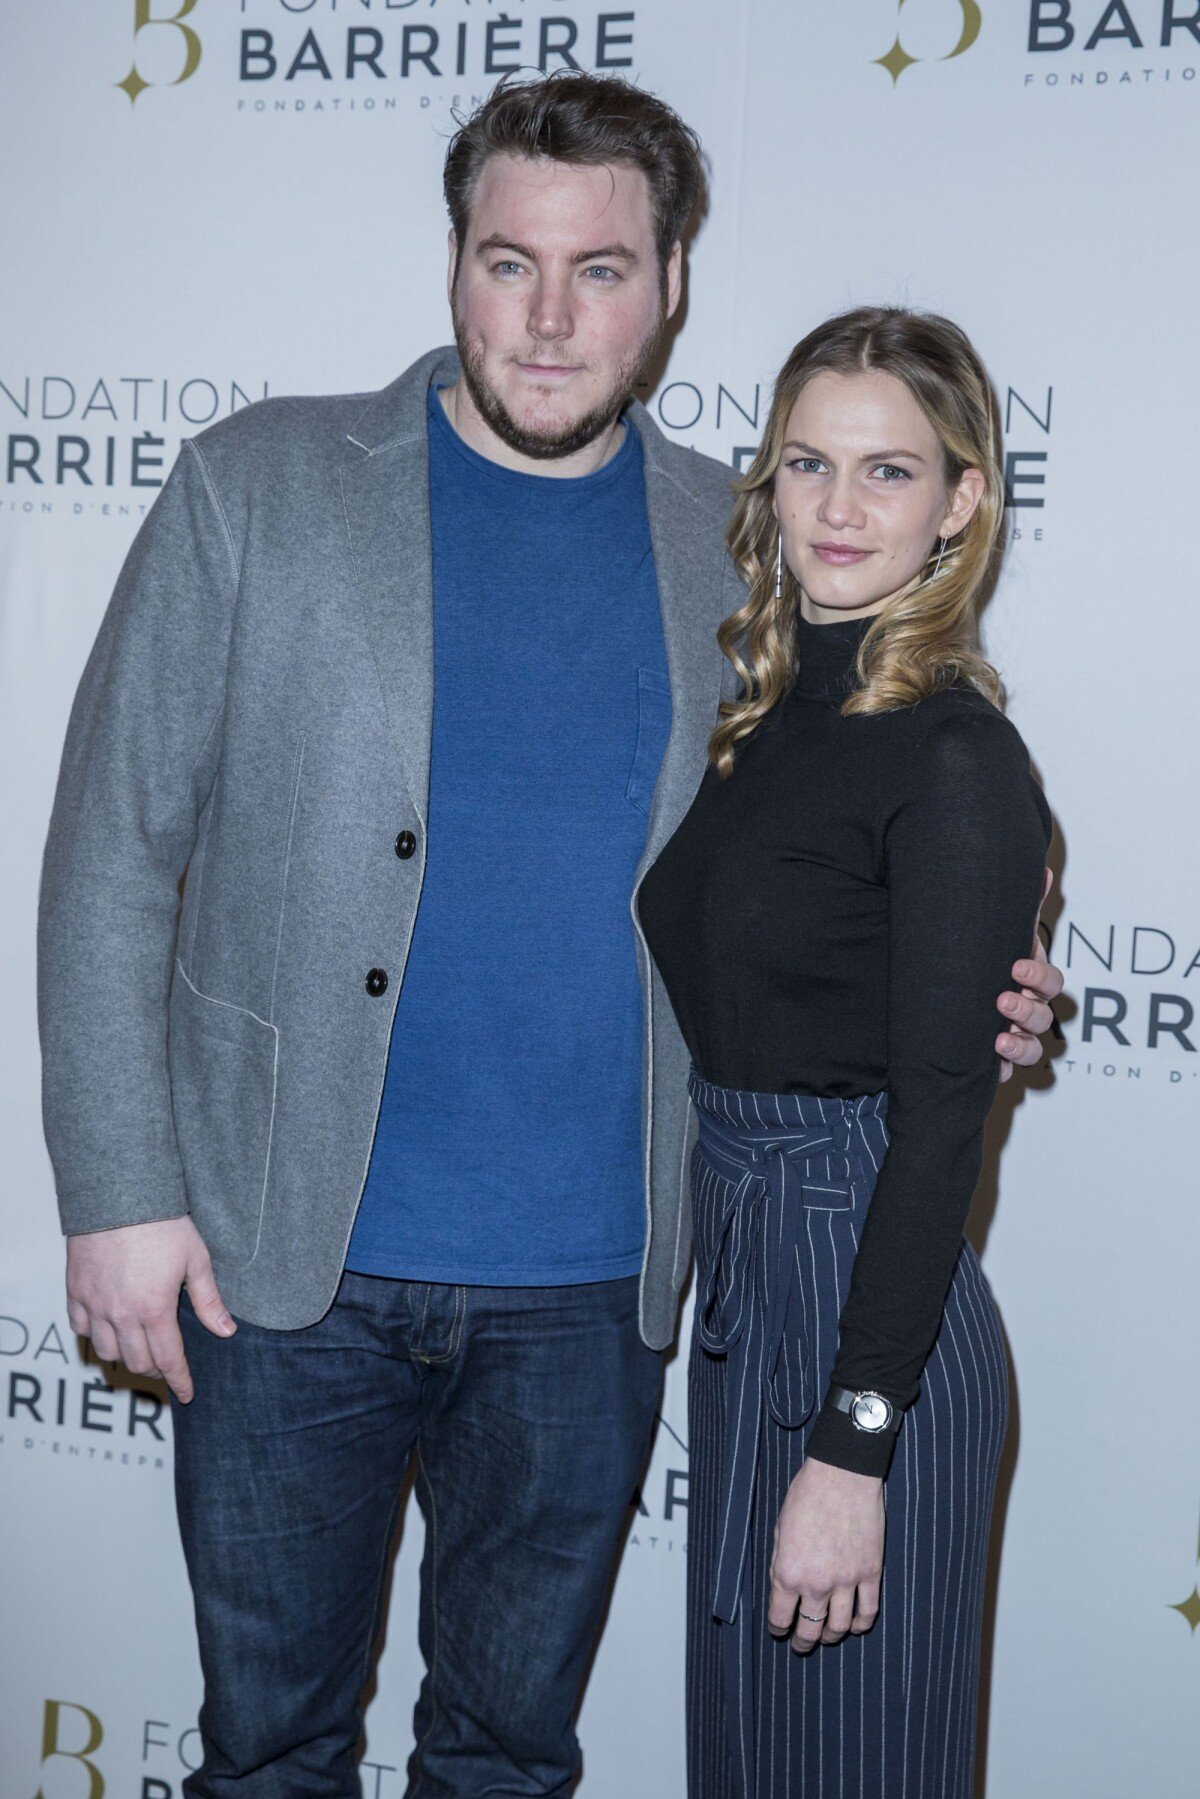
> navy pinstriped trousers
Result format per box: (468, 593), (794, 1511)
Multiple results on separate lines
(685, 1073), (1009, 1799)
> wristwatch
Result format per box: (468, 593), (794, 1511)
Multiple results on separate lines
(826, 1385), (903, 1435)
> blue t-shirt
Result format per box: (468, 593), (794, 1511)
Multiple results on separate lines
(345, 386), (670, 1284)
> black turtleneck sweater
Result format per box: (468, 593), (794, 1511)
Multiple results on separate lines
(637, 613), (1052, 1476)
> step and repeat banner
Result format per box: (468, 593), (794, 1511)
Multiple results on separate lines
(2, 3), (1197, 1794)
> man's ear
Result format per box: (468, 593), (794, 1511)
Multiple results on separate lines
(664, 240), (684, 321)
(446, 228), (458, 305)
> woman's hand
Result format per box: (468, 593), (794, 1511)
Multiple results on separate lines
(767, 1455), (885, 1653)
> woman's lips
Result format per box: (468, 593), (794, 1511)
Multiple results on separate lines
(812, 544), (872, 566)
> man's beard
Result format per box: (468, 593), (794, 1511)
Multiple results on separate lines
(450, 296), (665, 463)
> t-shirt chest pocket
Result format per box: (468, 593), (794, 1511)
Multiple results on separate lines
(626, 666), (673, 814)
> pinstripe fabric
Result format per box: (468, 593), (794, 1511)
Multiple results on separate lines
(685, 1073), (1009, 1799)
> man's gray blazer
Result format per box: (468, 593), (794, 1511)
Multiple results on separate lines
(37, 345), (741, 1348)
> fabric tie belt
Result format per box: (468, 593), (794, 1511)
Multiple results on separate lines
(687, 1071), (889, 1633)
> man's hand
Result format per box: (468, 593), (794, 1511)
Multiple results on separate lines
(996, 866), (1063, 1083)
(66, 1216), (235, 1404)
(767, 1456), (885, 1655)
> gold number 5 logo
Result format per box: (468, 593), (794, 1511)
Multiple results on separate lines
(117, 0), (202, 104)
(875, 0), (982, 84)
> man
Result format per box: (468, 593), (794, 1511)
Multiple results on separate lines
(37, 72), (1061, 1798)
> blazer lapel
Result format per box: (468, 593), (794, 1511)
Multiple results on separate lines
(339, 346), (460, 825)
(634, 413), (733, 872)
(339, 353), (734, 847)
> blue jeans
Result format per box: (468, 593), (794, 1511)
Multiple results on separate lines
(171, 1271), (661, 1797)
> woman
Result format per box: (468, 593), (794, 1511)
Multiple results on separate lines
(637, 306), (1052, 1798)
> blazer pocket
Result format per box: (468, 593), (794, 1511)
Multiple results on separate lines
(167, 960), (278, 1270)
(625, 666), (673, 815)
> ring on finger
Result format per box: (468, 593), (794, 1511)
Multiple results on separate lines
(798, 1608), (828, 1624)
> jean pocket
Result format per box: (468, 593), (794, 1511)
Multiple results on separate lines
(625, 666), (672, 814)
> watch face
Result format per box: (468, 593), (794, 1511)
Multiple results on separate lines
(851, 1392), (892, 1433)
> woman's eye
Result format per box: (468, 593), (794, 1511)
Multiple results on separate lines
(876, 464), (909, 481)
(790, 457), (825, 474)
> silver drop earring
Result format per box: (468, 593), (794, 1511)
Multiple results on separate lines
(774, 533), (783, 599)
(930, 535), (948, 581)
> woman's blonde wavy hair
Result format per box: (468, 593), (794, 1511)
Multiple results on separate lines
(711, 306), (1006, 778)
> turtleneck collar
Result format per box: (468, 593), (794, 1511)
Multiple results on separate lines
(793, 610), (875, 701)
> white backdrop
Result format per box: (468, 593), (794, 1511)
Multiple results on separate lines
(3, 3), (1198, 1794)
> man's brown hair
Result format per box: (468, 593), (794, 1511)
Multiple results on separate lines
(443, 71), (704, 272)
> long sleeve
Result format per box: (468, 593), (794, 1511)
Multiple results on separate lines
(805, 703), (1050, 1476)
(37, 439), (239, 1236)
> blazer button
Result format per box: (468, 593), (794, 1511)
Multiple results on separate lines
(394, 830), (417, 860)
(365, 968), (388, 997)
